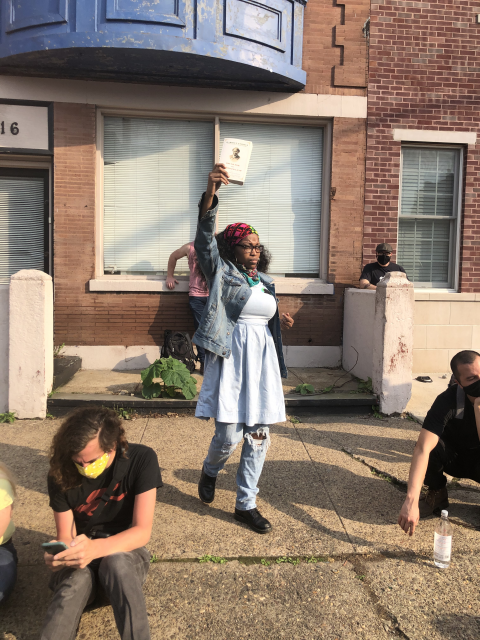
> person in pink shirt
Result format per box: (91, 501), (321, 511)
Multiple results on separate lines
(166, 242), (209, 374)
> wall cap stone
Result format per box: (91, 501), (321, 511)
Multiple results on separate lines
(10, 270), (52, 282)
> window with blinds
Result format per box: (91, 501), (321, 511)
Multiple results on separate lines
(0, 174), (46, 285)
(103, 117), (214, 274)
(219, 122), (323, 276)
(103, 116), (324, 277)
(398, 146), (461, 288)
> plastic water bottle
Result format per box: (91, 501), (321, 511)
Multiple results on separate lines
(434, 510), (453, 569)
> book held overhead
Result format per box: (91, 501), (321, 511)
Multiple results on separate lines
(219, 138), (253, 185)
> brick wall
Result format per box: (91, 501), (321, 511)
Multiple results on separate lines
(302, 0), (370, 95)
(53, 104), (365, 349)
(365, 0), (480, 291)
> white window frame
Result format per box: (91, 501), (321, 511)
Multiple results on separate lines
(398, 143), (463, 292)
(91, 107), (334, 295)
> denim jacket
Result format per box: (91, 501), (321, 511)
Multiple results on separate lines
(193, 193), (288, 378)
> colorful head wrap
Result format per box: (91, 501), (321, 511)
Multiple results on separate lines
(223, 223), (258, 247)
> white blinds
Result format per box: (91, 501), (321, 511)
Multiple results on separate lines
(0, 177), (45, 285)
(398, 147), (459, 287)
(103, 117), (213, 274)
(218, 122), (323, 275)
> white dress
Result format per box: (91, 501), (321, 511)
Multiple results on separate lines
(195, 282), (286, 426)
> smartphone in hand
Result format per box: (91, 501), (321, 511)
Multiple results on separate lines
(42, 541), (69, 555)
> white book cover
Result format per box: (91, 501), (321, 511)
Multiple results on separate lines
(219, 138), (253, 185)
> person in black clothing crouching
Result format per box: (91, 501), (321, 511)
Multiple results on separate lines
(398, 350), (480, 536)
(40, 407), (162, 640)
(359, 242), (406, 289)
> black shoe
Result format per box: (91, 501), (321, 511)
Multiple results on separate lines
(419, 486), (449, 518)
(199, 363), (205, 376)
(198, 467), (216, 504)
(234, 508), (272, 534)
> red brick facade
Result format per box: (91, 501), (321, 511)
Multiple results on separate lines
(53, 103), (365, 348)
(365, 0), (480, 291)
(52, 5), (370, 350)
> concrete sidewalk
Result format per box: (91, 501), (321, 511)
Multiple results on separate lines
(1, 412), (479, 639)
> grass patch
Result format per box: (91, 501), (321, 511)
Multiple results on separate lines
(198, 555), (227, 564)
(0, 412), (15, 423)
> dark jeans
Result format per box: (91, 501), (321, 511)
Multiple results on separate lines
(189, 296), (208, 364)
(41, 547), (151, 640)
(0, 539), (17, 605)
(424, 439), (480, 490)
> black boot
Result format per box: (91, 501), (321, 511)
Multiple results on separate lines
(198, 467), (217, 504)
(234, 508), (272, 534)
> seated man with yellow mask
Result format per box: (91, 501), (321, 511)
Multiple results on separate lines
(41, 407), (162, 640)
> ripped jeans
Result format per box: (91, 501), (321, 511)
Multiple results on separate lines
(203, 421), (270, 511)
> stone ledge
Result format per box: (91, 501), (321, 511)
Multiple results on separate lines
(89, 278), (334, 295)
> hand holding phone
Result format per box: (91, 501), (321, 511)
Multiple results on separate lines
(42, 541), (69, 555)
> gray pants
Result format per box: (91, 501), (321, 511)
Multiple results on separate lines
(40, 547), (151, 640)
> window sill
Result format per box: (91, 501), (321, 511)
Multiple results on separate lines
(89, 277), (334, 295)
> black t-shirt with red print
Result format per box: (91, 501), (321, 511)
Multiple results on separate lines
(47, 444), (162, 536)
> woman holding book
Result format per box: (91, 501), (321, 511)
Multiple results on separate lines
(193, 163), (294, 534)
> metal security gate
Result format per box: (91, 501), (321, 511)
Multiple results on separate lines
(0, 168), (49, 284)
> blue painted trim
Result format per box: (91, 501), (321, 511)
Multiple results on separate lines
(224, 0), (287, 53)
(106, 0), (186, 27)
(6, 0), (68, 33)
(0, 32), (307, 86)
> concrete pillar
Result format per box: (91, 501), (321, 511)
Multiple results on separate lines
(9, 270), (53, 419)
(372, 272), (414, 415)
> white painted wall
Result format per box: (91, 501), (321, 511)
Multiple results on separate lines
(63, 344), (342, 370)
(342, 288), (375, 381)
(413, 292), (480, 373)
(0, 285), (9, 412)
(9, 271), (53, 419)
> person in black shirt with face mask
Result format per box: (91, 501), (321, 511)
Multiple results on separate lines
(397, 350), (480, 536)
(359, 243), (406, 289)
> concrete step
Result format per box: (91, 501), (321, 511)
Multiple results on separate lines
(48, 392), (377, 413)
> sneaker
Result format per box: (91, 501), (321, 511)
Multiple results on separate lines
(234, 508), (272, 534)
(198, 467), (216, 504)
(419, 486), (449, 518)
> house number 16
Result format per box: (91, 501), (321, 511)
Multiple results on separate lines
(0, 122), (19, 135)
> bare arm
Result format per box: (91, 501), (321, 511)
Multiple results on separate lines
(200, 163), (229, 218)
(359, 279), (376, 290)
(166, 243), (191, 290)
(398, 429), (439, 536)
(48, 489), (157, 570)
(0, 504), (12, 539)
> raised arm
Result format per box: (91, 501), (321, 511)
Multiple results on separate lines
(195, 164), (229, 280)
(200, 163), (229, 218)
(166, 243), (191, 290)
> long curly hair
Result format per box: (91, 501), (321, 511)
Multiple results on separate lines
(49, 407), (129, 492)
(216, 230), (272, 273)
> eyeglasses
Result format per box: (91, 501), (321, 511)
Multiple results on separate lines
(237, 244), (264, 254)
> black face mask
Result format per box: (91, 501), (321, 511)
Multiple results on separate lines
(462, 378), (480, 398)
(377, 254), (390, 266)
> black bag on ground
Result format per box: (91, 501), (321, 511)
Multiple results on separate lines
(161, 331), (197, 373)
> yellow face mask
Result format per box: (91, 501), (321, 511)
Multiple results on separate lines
(75, 452), (110, 479)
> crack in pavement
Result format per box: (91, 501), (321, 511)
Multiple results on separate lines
(292, 423), (358, 553)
